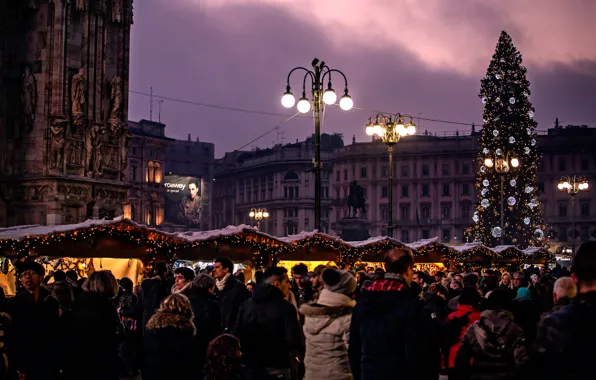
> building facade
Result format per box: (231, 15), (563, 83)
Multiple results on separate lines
(0, 1), (134, 226)
(126, 119), (173, 226)
(212, 134), (343, 235)
(331, 132), (478, 243)
(331, 125), (596, 249)
(165, 134), (215, 231)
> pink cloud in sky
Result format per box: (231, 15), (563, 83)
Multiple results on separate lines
(188, 0), (596, 75)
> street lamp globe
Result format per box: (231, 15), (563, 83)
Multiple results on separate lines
(484, 158), (494, 168)
(510, 157), (520, 168)
(406, 124), (416, 136)
(339, 93), (353, 111)
(322, 88), (337, 105)
(249, 211), (255, 218)
(297, 97), (311, 113)
(396, 124), (407, 137)
(263, 211), (270, 218)
(281, 89), (295, 108)
(365, 125), (375, 136)
(373, 124), (383, 136)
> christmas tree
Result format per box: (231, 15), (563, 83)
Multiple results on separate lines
(469, 31), (547, 248)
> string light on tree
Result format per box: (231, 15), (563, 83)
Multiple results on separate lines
(468, 31), (547, 248)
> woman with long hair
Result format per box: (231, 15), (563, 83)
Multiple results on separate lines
(144, 293), (198, 380)
(203, 334), (250, 380)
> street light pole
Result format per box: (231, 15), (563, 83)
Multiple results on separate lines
(366, 114), (416, 238)
(558, 175), (589, 256)
(281, 59), (353, 232)
(249, 208), (269, 231)
(484, 152), (520, 245)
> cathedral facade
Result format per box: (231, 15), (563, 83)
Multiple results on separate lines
(0, 0), (134, 227)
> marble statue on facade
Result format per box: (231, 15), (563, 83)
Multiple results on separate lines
(86, 125), (104, 177)
(71, 68), (86, 116)
(21, 66), (37, 133)
(109, 76), (122, 132)
(50, 121), (66, 171)
(112, 0), (123, 22)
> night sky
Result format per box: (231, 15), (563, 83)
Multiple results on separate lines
(129, 0), (596, 157)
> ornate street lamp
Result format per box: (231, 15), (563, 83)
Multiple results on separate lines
(558, 175), (589, 255)
(249, 207), (269, 230)
(484, 151), (520, 245)
(281, 58), (352, 231)
(365, 113), (416, 237)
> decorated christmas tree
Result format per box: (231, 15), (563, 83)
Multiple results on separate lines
(468, 31), (547, 248)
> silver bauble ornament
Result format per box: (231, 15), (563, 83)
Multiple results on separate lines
(481, 199), (489, 208)
(492, 227), (502, 238)
(509, 97), (516, 104)
(510, 179), (517, 187)
(483, 179), (490, 187)
(509, 137), (516, 144)
(507, 196), (516, 206)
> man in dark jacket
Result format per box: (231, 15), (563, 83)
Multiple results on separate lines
(534, 241), (596, 380)
(7, 262), (60, 380)
(213, 257), (250, 332)
(349, 249), (466, 380)
(234, 266), (303, 379)
(139, 262), (173, 328)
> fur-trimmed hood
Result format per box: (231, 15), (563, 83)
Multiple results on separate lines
(146, 312), (196, 336)
(300, 303), (354, 318)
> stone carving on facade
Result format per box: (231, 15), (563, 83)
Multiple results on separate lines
(58, 184), (90, 203)
(66, 140), (82, 166)
(71, 68), (86, 128)
(108, 76), (122, 133)
(120, 128), (132, 180)
(85, 125), (105, 177)
(22, 66), (37, 133)
(75, 0), (87, 11)
(14, 184), (54, 202)
(49, 120), (67, 171)
(112, 0), (123, 22)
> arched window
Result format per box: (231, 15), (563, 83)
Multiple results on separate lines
(284, 171), (299, 181)
(147, 161), (155, 183)
(154, 162), (163, 183)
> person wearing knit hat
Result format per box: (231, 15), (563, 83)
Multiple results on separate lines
(300, 268), (356, 380)
(516, 287), (532, 300)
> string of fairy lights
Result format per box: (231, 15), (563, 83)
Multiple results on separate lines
(0, 222), (554, 267)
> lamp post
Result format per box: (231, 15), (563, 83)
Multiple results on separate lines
(484, 152), (520, 245)
(249, 207), (269, 230)
(365, 113), (416, 238)
(557, 175), (589, 255)
(281, 58), (353, 232)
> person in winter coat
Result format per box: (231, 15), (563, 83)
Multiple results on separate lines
(512, 287), (540, 345)
(533, 241), (596, 380)
(62, 270), (123, 380)
(43, 270), (75, 315)
(139, 262), (174, 328)
(545, 276), (576, 315)
(424, 282), (449, 322)
(203, 334), (252, 380)
(213, 257), (251, 332)
(452, 288), (529, 380)
(118, 277), (140, 378)
(144, 293), (198, 380)
(173, 267), (195, 294)
(185, 274), (223, 374)
(8, 262), (60, 380)
(233, 266), (303, 379)
(349, 249), (470, 380)
(444, 287), (482, 371)
(300, 268), (357, 380)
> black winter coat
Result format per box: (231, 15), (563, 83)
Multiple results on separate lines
(533, 291), (596, 380)
(349, 275), (442, 380)
(62, 293), (123, 380)
(215, 276), (251, 332)
(452, 310), (529, 380)
(144, 312), (198, 380)
(233, 284), (303, 373)
(184, 286), (222, 371)
(7, 288), (60, 380)
(140, 276), (172, 327)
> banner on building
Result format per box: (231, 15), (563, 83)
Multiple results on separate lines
(163, 175), (202, 227)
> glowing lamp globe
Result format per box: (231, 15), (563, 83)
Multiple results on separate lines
(484, 158), (494, 168)
(249, 211), (255, 218)
(406, 124), (416, 135)
(366, 125), (375, 136)
(297, 98), (311, 113)
(374, 124), (383, 136)
(396, 124), (406, 137)
(281, 91), (295, 108)
(339, 94), (353, 111)
(263, 211), (270, 218)
(510, 158), (520, 168)
(322, 89), (337, 105)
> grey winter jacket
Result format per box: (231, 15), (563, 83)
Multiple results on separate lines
(300, 289), (355, 380)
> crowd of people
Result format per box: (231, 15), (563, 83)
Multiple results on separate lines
(0, 241), (595, 380)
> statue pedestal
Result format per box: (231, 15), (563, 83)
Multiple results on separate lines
(334, 217), (371, 242)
